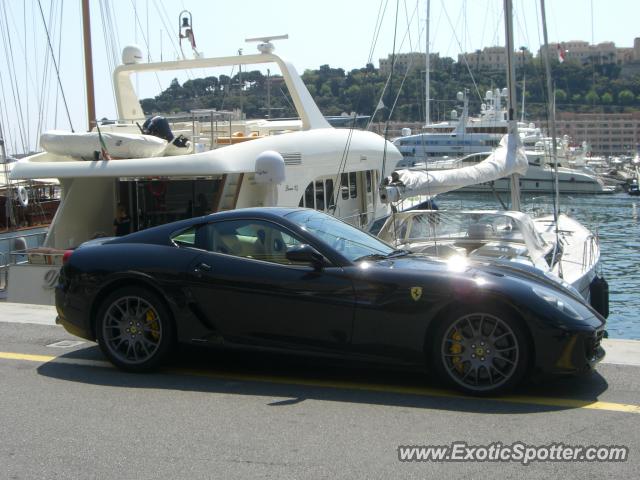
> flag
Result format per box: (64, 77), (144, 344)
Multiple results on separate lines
(95, 122), (112, 160)
(557, 44), (565, 63)
(376, 98), (385, 110)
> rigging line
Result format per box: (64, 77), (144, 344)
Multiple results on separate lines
(380, 0), (400, 181)
(99, 0), (121, 114)
(367, 0), (389, 64)
(40, 0), (63, 144)
(23, 1), (29, 150)
(439, 0), (482, 103)
(34, 1), (53, 151)
(514, 0), (531, 49)
(366, 0), (418, 129)
(0, 3), (27, 152)
(539, 0), (561, 272)
(98, 0), (115, 112)
(36, 0), (74, 132)
(105, 0), (122, 74)
(129, 0), (152, 60)
(45, 0), (63, 138)
(36, 0), (56, 147)
(402, 0), (413, 55)
(479, 0), (490, 48)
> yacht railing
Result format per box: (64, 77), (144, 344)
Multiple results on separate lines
(582, 234), (599, 274)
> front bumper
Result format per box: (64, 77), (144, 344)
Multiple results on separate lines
(537, 325), (606, 375)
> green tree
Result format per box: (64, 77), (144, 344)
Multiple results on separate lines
(555, 89), (567, 103)
(601, 92), (613, 104)
(619, 89), (635, 105)
(585, 90), (600, 104)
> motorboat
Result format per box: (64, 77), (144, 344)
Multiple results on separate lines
(7, 40), (402, 304)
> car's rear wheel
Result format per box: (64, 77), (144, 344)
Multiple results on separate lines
(96, 286), (174, 372)
(432, 306), (529, 395)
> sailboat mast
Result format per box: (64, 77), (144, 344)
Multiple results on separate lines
(424, 0), (430, 126)
(504, 0), (521, 211)
(82, 0), (96, 131)
(540, 0), (560, 218)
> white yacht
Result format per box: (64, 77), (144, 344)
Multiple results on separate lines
(7, 41), (401, 304)
(393, 88), (546, 168)
(454, 149), (614, 194)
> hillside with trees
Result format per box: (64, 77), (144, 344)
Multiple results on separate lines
(140, 57), (640, 123)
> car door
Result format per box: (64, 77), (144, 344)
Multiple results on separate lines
(182, 218), (356, 352)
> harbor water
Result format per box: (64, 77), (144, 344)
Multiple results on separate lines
(436, 191), (640, 340)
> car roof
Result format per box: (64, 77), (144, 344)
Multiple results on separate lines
(106, 207), (310, 245)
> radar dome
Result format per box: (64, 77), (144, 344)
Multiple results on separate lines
(255, 151), (285, 184)
(122, 45), (143, 65)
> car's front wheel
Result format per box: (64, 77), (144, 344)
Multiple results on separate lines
(432, 306), (529, 395)
(96, 286), (174, 372)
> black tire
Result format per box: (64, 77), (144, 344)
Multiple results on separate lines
(431, 305), (529, 396)
(96, 286), (174, 372)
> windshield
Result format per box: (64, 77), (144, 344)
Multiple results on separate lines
(286, 210), (395, 262)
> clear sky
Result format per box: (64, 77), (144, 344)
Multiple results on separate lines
(0, 0), (637, 155)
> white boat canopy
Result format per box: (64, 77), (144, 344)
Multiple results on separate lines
(381, 132), (528, 202)
(9, 146), (257, 180)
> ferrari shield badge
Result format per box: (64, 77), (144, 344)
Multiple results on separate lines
(410, 286), (423, 301)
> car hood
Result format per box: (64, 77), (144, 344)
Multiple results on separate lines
(367, 253), (584, 301)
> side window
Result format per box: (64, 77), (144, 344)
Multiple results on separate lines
(326, 179), (335, 209)
(304, 182), (314, 208)
(171, 227), (197, 247)
(341, 173), (349, 200)
(349, 172), (357, 198)
(366, 170), (372, 193)
(201, 219), (305, 265)
(315, 180), (325, 211)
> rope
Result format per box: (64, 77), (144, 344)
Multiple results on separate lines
(0, 2), (28, 151)
(36, 0), (74, 132)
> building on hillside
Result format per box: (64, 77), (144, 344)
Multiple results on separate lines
(539, 38), (640, 65)
(378, 52), (439, 75)
(456, 46), (533, 71)
(554, 112), (640, 156)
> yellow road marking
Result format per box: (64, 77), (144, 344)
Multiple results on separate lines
(1, 350), (639, 414)
(0, 351), (56, 362)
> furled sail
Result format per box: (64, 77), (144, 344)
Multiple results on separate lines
(381, 132), (528, 203)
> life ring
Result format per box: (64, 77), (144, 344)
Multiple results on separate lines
(16, 186), (29, 207)
(147, 181), (167, 197)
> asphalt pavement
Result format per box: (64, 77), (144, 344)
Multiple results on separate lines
(0, 305), (638, 479)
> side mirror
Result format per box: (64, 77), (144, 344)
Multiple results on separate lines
(286, 244), (325, 270)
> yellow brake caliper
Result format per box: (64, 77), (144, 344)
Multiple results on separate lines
(449, 330), (465, 373)
(145, 309), (160, 340)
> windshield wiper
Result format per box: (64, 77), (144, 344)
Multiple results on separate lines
(353, 253), (389, 262)
(354, 250), (411, 262)
(386, 249), (411, 258)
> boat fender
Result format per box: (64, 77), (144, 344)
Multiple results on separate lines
(16, 186), (29, 207)
(589, 275), (609, 319)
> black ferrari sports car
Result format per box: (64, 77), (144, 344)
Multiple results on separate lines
(55, 207), (606, 395)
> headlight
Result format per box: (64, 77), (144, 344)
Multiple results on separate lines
(532, 287), (583, 320)
(542, 271), (581, 297)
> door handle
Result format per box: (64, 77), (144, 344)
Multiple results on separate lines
(193, 262), (212, 275)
